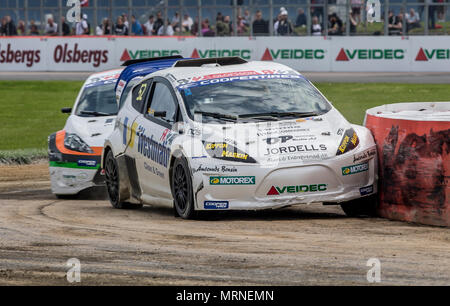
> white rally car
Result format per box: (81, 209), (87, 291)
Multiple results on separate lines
(48, 69), (125, 196)
(102, 56), (378, 218)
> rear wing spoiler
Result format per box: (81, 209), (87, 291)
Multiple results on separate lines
(115, 55), (187, 103)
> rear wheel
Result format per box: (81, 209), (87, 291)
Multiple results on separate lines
(104, 151), (142, 209)
(340, 195), (378, 217)
(171, 157), (196, 219)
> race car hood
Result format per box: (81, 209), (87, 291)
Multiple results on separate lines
(63, 115), (116, 147)
(198, 108), (357, 164)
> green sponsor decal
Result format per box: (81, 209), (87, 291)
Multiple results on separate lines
(342, 162), (369, 176)
(270, 49), (325, 60)
(209, 176), (255, 185)
(272, 184), (327, 194)
(129, 49), (180, 59)
(425, 49), (450, 60)
(198, 49), (251, 60)
(347, 49), (404, 60)
(49, 161), (100, 170)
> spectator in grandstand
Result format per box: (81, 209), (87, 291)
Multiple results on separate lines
(17, 20), (26, 35)
(113, 16), (128, 35)
(275, 9), (294, 36)
(157, 20), (175, 36)
(61, 17), (71, 36)
(44, 17), (58, 36)
(328, 13), (343, 35)
(406, 8), (421, 32)
(426, 0), (436, 29)
(311, 15), (322, 36)
(215, 14), (229, 36)
(237, 15), (248, 35)
(153, 11), (164, 35)
(171, 12), (180, 29)
(191, 17), (199, 36)
(295, 8), (307, 28)
(243, 9), (251, 27)
(96, 18), (111, 35)
(351, 0), (362, 23)
(75, 14), (90, 35)
(388, 10), (402, 35)
(252, 10), (269, 35)
(436, 0), (445, 21)
(1, 16), (17, 36)
(29, 20), (40, 35)
(131, 15), (143, 35)
(201, 18), (215, 37)
(143, 15), (154, 35)
(122, 13), (129, 28)
(181, 14), (193, 32)
(349, 9), (358, 34)
(311, 0), (324, 22)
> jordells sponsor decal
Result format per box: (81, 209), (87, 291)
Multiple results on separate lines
(120, 49), (180, 61)
(210, 176), (255, 185)
(342, 162), (369, 176)
(267, 184), (327, 195)
(336, 48), (404, 61)
(191, 48), (251, 60)
(415, 48), (450, 61)
(261, 48), (325, 60)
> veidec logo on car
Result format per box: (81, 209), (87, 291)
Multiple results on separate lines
(53, 43), (108, 67)
(0, 43), (41, 67)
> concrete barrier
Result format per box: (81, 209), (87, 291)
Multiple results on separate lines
(365, 102), (450, 227)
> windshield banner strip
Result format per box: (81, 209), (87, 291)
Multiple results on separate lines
(177, 74), (304, 90)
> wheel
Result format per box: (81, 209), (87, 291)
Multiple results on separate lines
(340, 195), (378, 217)
(104, 151), (142, 209)
(171, 157), (196, 219)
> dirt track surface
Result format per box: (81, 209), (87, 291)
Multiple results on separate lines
(0, 163), (449, 285)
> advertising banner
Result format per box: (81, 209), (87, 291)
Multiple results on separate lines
(1, 36), (450, 72)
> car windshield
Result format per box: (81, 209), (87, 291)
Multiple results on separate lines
(179, 77), (331, 121)
(75, 83), (117, 117)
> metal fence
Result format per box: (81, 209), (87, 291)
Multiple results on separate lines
(1, 0), (449, 36)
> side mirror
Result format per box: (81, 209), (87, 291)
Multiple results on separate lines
(153, 111), (167, 118)
(61, 107), (72, 114)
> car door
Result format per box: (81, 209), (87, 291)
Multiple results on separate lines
(118, 78), (153, 200)
(132, 77), (179, 199)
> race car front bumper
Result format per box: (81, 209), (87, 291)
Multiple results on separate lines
(48, 131), (104, 195)
(191, 145), (378, 211)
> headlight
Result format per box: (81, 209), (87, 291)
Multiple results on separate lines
(336, 128), (359, 156)
(64, 133), (93, 153)
(203, 142), (257, 163)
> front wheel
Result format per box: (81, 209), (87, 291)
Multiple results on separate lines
(171, 157), (196, 219)
(340, 195), (378, 217)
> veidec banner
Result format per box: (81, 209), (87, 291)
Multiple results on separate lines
(0, 36), (450, 72)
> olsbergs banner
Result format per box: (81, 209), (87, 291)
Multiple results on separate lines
(0, 36), (449, 72)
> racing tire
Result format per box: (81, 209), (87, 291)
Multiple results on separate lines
(104, 151), (142, 209)
(340, 195), (378, 217)
(171, 157), (196, 219)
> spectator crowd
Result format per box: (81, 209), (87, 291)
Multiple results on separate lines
(1, 2), (448, 37)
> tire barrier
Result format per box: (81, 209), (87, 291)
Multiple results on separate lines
(365, 102), (450, 227)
